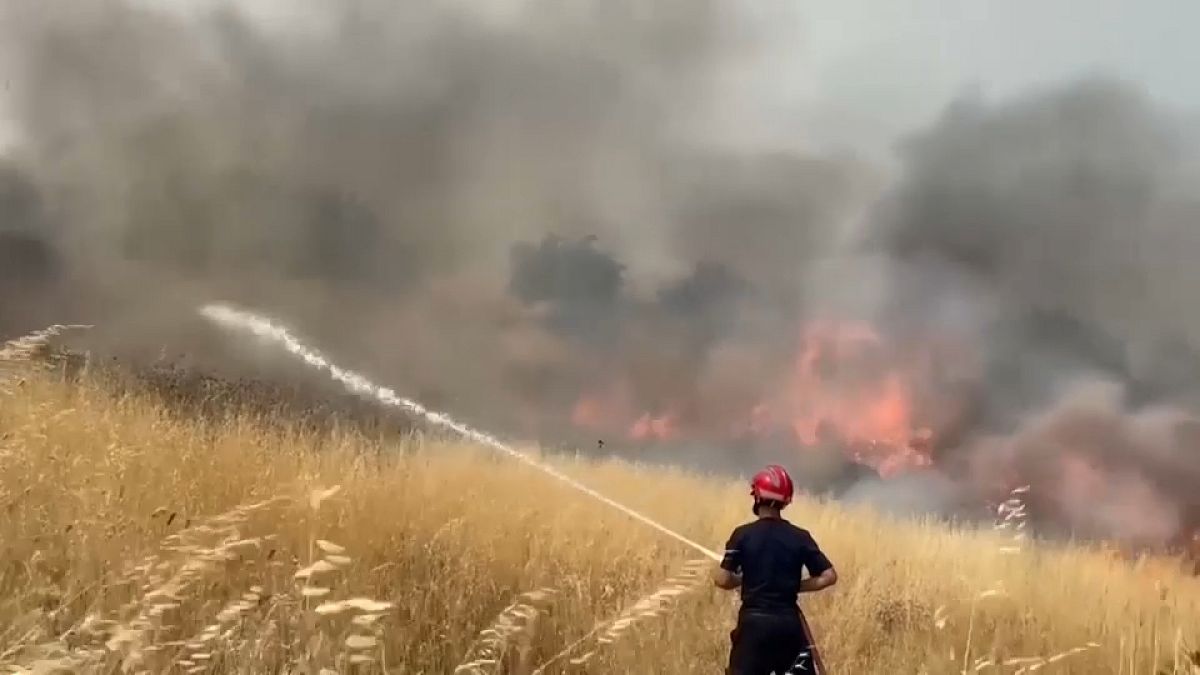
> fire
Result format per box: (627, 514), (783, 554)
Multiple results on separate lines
(763, 320), (930, 476)
(570, 379), (681, 442)
(782, 322), (913, 445)
(564, 315), (1200, 556)
(630, 411), (680, 442)
(569, 318), (934, 476)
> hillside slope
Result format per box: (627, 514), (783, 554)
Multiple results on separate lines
(0, 364), (1197, 674)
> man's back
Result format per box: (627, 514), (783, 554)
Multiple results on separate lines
(715, 466), (837, 675)
(721, 517), (832, 616)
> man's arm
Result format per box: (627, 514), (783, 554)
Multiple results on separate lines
(713, 566), (742, 590)
(799, 532), (837, 593)
(799, 566), (837, 593)
(713, 528), (743, 591)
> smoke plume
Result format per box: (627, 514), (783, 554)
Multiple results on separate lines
(3, 1), (1200, 548)
(863, 79), (1200, 546)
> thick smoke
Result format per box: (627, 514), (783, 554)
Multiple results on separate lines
(3, 1), (1200, 548)
(962, 378), (1200, 549)
(0, 163), (65, 335)
(864, 79), (1200, 547)
(509, 235), (626, 347)
(0, 0), (857, 417)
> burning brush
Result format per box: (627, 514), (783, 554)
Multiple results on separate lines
(569, 318), (946, 480)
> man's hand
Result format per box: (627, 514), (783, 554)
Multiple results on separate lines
(712, 565), (742, 590)
(799, 567), (837, 593)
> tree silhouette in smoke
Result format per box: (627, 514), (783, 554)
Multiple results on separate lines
(509, 235), (626, 346)
(290, 189), (388, 285)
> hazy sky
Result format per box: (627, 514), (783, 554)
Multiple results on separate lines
(3, 0), (1197, 160)
(717, 0), (1200, 157)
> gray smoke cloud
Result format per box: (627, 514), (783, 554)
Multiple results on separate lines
(962, 378), (1200, 549)
(859, 78), (1200, 547)
(3, 1), (1200, 548)
(0, 161), (68, 336)
(0, 0), (848, 405)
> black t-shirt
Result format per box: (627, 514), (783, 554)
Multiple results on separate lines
(720, 517), (833, 616)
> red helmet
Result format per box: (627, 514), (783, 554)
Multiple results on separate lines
(750, 465), (794, 505)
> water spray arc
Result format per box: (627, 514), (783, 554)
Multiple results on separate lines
(199, 303), (723, 563)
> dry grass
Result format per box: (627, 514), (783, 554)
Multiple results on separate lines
(0, 325), (90, 367)
(455, 587), (558, 674)
(1, 354), (1199, 673)
(531, 558), (711, 673)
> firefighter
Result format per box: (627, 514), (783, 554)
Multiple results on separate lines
(713, 465), (838, 675)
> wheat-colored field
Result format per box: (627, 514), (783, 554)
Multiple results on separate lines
(1, 354), (1198, 674)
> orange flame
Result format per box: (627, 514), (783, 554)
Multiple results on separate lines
(785, 323), (908, 442)
(763, 320), (929, 475)
(570, 319), (934, 476)
(630, 411), (681, 442)
(570, 379), (681, 442)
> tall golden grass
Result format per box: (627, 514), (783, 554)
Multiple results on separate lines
(1, 350), (1198, 673)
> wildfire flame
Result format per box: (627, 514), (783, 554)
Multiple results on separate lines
(570, 383), (682, 443)
(571, 319), (934, 477)
(565, 319), (1200, 559)
(630, 411), (680, 442)
(762, 320), (932, 477)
